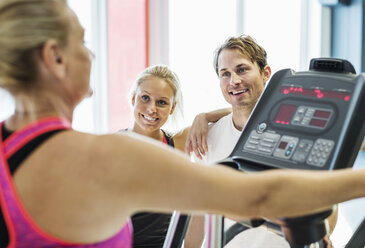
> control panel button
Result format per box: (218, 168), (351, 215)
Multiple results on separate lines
(257, 122), (267, 133)
(291, 106), (333, 130)
(244, 130), (280, 155)
(306, 138), (335, 167)
(273, 136), (299, 159)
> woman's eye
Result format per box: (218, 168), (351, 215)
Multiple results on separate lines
(157, 100), (168, 106)
(141, 95), (149, 101)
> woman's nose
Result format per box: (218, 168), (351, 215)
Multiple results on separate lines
(146, 102), (157, 113)
(88, 48), (96, 61)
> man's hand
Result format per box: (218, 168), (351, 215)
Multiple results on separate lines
(185, 113), (209, 159)
(184, 108), (232, 159)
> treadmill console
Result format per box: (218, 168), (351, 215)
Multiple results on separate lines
(226, 59), (365, 172)
(214, 58), (365, 248)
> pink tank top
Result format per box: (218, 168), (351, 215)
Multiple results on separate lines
(0, 117), (133, 247)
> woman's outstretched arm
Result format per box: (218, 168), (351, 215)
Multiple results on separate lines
(99, 132), (365, 219)
(26, 130), (365, 242)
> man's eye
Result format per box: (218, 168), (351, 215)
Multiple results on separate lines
(237, 67), (246, 74)
(221, 71), (230, 78)
(141, 95), (149, 101)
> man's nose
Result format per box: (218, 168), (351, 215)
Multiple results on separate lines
(230, 72), (240, 85)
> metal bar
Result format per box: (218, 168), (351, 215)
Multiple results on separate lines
(204, 214), (223, 248)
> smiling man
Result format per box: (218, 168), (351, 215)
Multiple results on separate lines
(186, 35), (286, 248)
(186, 35), (335, 248)
(200, 35), (271, 164)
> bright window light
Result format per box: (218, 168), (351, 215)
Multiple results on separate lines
(169, 0), (237, 127)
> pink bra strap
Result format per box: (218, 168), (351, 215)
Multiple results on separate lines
(0, 117), (133, 247)
(1, 117), (72, 159)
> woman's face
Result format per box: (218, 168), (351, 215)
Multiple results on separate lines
(62, 8), (93, 105)
(132, 77), (175, 135)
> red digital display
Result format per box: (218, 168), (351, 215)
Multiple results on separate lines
(309, 119), (328, 128)
(281, 86), (351, 101)
(314, 110), (331, 118)
(278, 141), (288, 149)
(274, 104), (297, 125)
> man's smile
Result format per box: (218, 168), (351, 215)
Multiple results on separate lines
(229, 88), (249, 96)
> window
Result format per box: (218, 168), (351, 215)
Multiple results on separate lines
(168, 0), (323, 128)
(0, 90), (14, 122)
(169, 0), (238, 128)
(69, 0), (109, 133)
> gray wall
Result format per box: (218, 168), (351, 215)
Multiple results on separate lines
(330, 0), (365, 73)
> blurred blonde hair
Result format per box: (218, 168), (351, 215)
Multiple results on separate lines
(0, 0), (71, 118)
(0, 0), (70, 92)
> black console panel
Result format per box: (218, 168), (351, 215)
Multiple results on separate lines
(224, 62), (365, 172)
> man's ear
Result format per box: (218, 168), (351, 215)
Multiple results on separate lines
(40, 39), (66, 80)
(170, 102), (176, 115)
(263, 65), (272, 85)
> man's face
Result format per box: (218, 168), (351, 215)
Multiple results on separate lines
(217, 48), (270, 110)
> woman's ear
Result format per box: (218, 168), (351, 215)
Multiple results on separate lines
(131, 94), (136, 106)
(170, 102), (176, 115)
(40, 39), (66, 80)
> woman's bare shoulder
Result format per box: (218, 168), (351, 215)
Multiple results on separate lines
(28, 130), (144, 172)
(172, 127), (189, 152)
(14, 130), (138, 241)
(67, 130), (159, 160)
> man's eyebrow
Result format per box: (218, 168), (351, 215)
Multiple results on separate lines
(235, 63), (246, 68)
(219, 63), (247, 73)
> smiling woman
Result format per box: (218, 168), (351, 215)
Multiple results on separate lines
(122, 65), (232, 246)
(121, 65), (185, 247)
(129, 65), (184, 140)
